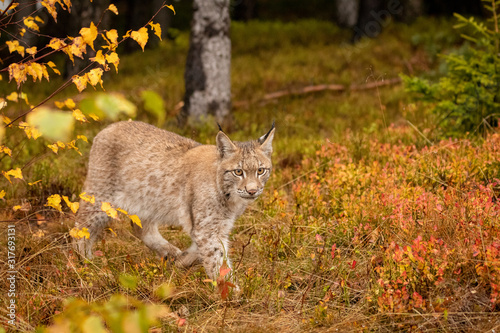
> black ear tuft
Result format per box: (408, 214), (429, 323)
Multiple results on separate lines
(258, 121), (276, 144)
(217, 122), (223, 132)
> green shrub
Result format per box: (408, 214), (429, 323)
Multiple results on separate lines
(403, 0), (500, 137)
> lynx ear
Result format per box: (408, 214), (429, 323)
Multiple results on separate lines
(258, 123), (275, 156)
(216, 131), (237, 158)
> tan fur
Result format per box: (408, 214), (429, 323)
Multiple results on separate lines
(74, 121), (274, 280)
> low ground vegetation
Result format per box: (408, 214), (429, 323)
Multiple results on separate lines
(1, 17), (499, 332)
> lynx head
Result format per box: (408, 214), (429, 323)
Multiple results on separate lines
(216, 124), (275, 201)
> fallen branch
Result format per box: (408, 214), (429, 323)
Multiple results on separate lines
(173, 77), (402, 112)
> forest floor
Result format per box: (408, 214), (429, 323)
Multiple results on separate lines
(1, 18), (500, 332)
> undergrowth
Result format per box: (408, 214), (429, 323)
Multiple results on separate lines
(2, 17), (499, 332)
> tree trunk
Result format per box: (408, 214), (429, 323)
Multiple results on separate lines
(180, 0), (232, 126)
(335, 0), (359, 28)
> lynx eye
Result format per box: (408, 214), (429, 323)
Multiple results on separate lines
(257, 168), (266, 175)
(233, 169), (244, 177)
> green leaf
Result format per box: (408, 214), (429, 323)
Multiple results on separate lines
(118, 273), (138, 290)
(82, 315), (107, 333)
(141, 90), (165, 126)
(26, 107), (75, 141)
(95, 93), (136, 120)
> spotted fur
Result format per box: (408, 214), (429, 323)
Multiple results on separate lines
(74, 121), (274, 281)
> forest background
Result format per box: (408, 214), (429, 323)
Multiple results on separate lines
(1, 0), (500, 332)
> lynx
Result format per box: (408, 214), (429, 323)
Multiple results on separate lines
(74, 121), (275, 281)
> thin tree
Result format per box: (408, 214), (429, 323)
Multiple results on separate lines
(180, 0), (231, 126)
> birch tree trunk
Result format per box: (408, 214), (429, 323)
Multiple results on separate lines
(180, 0), (232, 126)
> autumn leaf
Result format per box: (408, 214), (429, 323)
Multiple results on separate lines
(116, 208), (128, 215)
(72, 109), (88, 122)
(72, 74), (88, 92)
(77, 135), (88, 143)
(91, 50), (106, 66)
(28, 180), (42, 186)
(80, 192), (95, 204)
(46, 194), (62, 212)
(19, 121), (42, 140)
(24, 16), (40, 31)
(105, 52), (120, 73)
(107, 4), (118, 15)
(41, 1), (59, 21)
(62, 195), (79, 214)
(3, 168), (23, 183)
(101, 202), (118, 219)
(149, 22), (162, 40)
(80, 22), (98, 51)
(164, 4), (175, 14)
(8, 63), (28, 87)
(129, 214), (142, 228)
(48, 38), (67, 50)
(1, 146), (12, 157)
(26, 46), (37, 57)
(0, 190), (6, 200)
(69, 227), (90, 240)
(86, 68), (104, 89)
(47, 61), (61, 75)
(131, 27), (149, 51)
(6, 40), (25, 57)
(106, 29), (119, 46)
(69, 36), (87, 59)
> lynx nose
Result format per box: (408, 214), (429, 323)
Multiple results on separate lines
(246, 188), (258, 196)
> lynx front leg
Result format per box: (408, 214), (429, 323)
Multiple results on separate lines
(73, 200), (110, 258)
(193, 235), (232, 280)
(132, 221), (182, 260)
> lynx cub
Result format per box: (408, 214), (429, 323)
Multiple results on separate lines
(74, 121), (274, 280)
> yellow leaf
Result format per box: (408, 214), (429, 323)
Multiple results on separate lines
(19, 121), (42, 140)
(35, 16), (44, 24)
(0, 190), (5, 199)
(5, 168), (23, 181)
(70, 227), (90, 240)
(86, 68), (104, 89)
(89, 113), (100, 121)
(23, 16), (40, 31)
(129, 214), (142, 228)
(116, 208), (128, 215)
(41, 1), (58, 21)
(164, 4), (175, 14)
(6, 92), (18, 102)
(65, 99), (76, 109)
(69, 36), (87, 59)
(56, 141), (66, 148)
(72, 74), (88, 92)
(19, 28), (26, 37)
(106, 29), (118, 46)
(1, 146), (12, 157)
(80, 22), (98, 51)
(6, 40), (25, 57)
(62, 195), (79, 214)
(28, 180), (42, 186)
(105, 52), (119, 73)
(13, 205), (22, 211)
(107, 4), (118, 15)
(108, 227), (117, 236)
(80, 192), (95, 204)
(91, 50), (106, 66)
(47, 143), (58, 154)
(131, 27), (149, 51)
(48, 38), (66, 50)
(26, 46), (37, 57)
(149, 22), (162, 41)
(77, 135), (88, 143)
(47, 61), (61, 75)
(8, 63), (28, 87)
(101, 202), (118, 219)
(46, 194), (62, 212)
(72, 109), (88, 122)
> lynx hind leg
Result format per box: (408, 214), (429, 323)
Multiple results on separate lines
(73, 201), (110, 259)
(131, 221), (182, 261)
